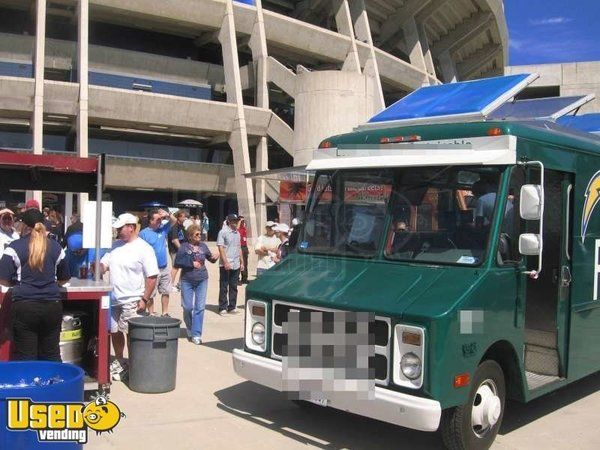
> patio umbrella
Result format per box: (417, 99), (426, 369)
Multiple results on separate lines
(178, 199), (203, 208)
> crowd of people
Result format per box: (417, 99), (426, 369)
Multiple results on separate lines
(0, 200), (295, 382)
(107, 210), (294, 380)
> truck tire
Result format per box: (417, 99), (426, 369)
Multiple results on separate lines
(441, 360), (505, 450)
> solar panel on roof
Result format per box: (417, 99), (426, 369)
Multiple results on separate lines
(489, 95), (595, 120)
(557, 113), (600, 134)
(364, 74), (538, 128)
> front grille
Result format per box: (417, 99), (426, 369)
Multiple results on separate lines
(374, 354), (388, 381)
(271, 301), (391, 385)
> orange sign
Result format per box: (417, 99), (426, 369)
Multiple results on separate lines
(279, 182), (308, 203)
(279, 181), (392, 204)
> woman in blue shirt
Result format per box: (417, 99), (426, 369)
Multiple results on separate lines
(174, 224), (218, 344)
(0, 209), (70, 360)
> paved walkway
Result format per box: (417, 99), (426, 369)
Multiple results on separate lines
(87, 260), (600, 450)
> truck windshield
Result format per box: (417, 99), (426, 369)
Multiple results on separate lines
(385, 166), (504, 265)
(300, 167), (506, 265)
(300, 170), (394, 257)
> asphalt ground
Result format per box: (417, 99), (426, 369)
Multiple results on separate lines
(87, 259), (600, 450)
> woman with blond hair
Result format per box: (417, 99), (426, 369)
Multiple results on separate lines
(0, 209), (70, 360)
(174, 224), (218, 345)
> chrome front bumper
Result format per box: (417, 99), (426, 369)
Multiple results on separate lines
(232, 348), (441, 432)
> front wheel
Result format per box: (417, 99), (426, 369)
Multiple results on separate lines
(441, 360), (505, 450)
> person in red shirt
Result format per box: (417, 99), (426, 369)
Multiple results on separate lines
(238, 216), (248, 284)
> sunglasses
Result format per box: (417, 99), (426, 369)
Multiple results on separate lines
(193, 233), (201, 237)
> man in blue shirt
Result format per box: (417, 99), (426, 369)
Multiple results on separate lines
(139, 208), (177, 316)
(217, 214), (244, 315)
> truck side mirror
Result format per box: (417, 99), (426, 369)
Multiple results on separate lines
(517, 162), (545, 279)
(519, 233), (541, 256)
(520, 184), (542, 220)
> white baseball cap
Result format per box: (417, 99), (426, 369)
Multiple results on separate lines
(274, 223), (290, 234)
(112, 213), (139, 228)
(265, 220), (278, 228)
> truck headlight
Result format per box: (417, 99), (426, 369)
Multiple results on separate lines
(400, 352), (422, 380)
(251, 322), (265, 345)
(393, 325), (425, 389)
(245, 300), (268, 352)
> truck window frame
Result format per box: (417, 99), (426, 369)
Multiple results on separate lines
(496, 165), (526, 267)
(299, 169), (394, 259)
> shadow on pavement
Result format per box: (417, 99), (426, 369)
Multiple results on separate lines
(205, 304), (245, 314)
(500, 371), (600, 435)
(206, 304), (221, 314)
(215, 373), (600, 447)
(178, 327), (188, 339)
(214, 381), (444, 449)
(203, 337), (243, 353)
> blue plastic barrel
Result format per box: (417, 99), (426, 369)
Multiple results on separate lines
(0, 362), (84, 450)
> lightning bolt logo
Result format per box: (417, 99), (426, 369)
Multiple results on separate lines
(582, 170), (600, 243)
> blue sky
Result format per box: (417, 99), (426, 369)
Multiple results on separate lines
(504, 0), (600, 65)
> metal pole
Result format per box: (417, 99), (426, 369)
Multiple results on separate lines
(94, 154), (103, 281)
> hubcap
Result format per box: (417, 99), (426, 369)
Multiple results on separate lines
(471, 379), (501, 437)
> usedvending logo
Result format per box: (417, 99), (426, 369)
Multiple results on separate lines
(582, 170), (600, 243)
(6, 395), (124, 443)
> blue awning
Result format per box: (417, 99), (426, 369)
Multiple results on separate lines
(367, 74), (538, 126)
(558, 113), (600, 134)
(489, 95), (594, 120)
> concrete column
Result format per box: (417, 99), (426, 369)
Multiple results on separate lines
(267, 57), (296, 98)
(248, 0), (269, 232)
(293, 70), (373, 165)
(64, 193), (74, 233)
(29, 0), (46, 206)
(77, 0), (90, 211)
(439, 50), (458, 83)
(32, 0), (46, 156)
(219, 0), (258, 247)
(403, 18), (429, 85)
(333, 0), (360, 73)
(348, 0), (384, 112)
(417, 22), (437, 81)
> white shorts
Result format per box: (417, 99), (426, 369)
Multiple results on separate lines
(110, 301), (140, 334)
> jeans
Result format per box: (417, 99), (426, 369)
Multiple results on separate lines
(181, 279), (208, 338)
(11, 300), (62, 361)
(219, 268), (239, 312)
(256, 268), (267, 277)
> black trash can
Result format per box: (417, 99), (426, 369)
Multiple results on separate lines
(128, 316), (181, 393)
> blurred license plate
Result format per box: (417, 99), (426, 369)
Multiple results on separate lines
(309, 398), (329, 407)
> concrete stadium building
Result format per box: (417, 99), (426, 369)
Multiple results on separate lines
(0, 0), (507, 239)
(506, 61), (600, 114)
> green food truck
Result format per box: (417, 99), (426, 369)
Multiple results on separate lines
(233, 74), (600, 449)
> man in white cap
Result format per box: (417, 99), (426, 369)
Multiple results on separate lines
(274, 223), (291, 263)
(254, 220), (280, 276)
(98, 213), (159, 381)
